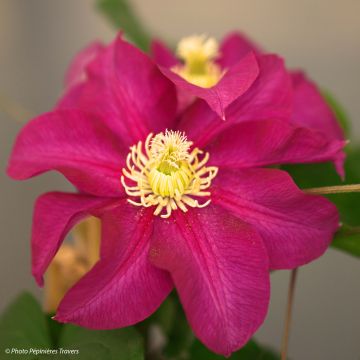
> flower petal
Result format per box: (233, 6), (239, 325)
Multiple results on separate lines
(291, 71), (345, 176)
(64, 41), (105, 89)
(159, 51), (259, 120)
(31, 192), (114, 286)
(178, 54), (292, 146)
(218, 31), (261, 68)
(150, 205), (270, 356)
(212, 168), (339, 269)
(291, 72), (344, 139)
(58, 35), (177, 146)
(151, 39), (179, 67)
(7, 109), (126, 197)
(206, 119), (346, 169)
(55, 202), (173, 328)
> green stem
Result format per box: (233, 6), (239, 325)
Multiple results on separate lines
(304, 184), (360, 195)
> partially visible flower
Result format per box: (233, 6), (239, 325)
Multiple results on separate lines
(218, 32), (345, 142)
(43, 217), (101, 313)
(152, 34), (260, 119)
(155, 32), (346, 176)
(8, 36), (343, 356)
(171, 35), (223, 88)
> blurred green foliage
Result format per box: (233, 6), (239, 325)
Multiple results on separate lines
(139, 291), (280, 359)
(0, 292), (280, 360)
(0, 293), (51, 359)
(97, 0), (151, 51)
(0, 293), (144, 360)
(332, 225), (360, 257)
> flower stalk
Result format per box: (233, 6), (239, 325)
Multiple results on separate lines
(281, 268), (298, 360)
(304, 184), (360, 195)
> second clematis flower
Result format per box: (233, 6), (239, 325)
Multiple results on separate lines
(152, 33), (346, 177)
(8, 36), (343, 356)
(152, 34), (260, 119)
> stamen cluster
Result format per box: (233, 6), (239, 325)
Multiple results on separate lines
(172, 35), (224, 88)
(121, 130), (218, 218)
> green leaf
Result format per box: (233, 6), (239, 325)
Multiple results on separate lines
(46, 314), (64, 348)
(59, 324), (144, 360)
(161, 294), (195, 358)
(0, 292), (52, 359)
(282, 162), (341, 189)
(51, 343), (110, 360)
(97, 0), (151, 51)
(137, 291), (177, 336)
(0, 292), (144, 360)
(136, 291), (194, 358)
(322, 89), (350, 136)
(152, 293), (177, 334)
(332, 225), (360, 257)
(189, 339), (280, 359)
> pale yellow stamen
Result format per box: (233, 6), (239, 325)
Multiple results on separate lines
(171, 34), (224, 88)
(121, 130), (218, 218)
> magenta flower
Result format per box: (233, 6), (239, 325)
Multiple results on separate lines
(8, 35), (342, 356)
(151, 34), (260, 119)
(152, 32), (346, 176)
(215, 32), (345, 141)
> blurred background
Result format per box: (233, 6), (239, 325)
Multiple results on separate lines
(0, 0), (359, 358)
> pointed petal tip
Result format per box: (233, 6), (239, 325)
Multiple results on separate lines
(32, 268), (44, 287)
(52, 314), (67, 324)
(151, 206), (269, 356)
(35, 276), (44, 287)
(334, 143), (346, 180)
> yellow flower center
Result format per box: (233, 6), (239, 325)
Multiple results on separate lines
(121, 130), (218, 218)
(171, 35), (223, 88)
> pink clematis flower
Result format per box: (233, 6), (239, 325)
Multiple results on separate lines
(215, 32), (345, 140)
(152, 32), (346, 177)
(8, 35), (342, 356)
(151, 34), (260, 119)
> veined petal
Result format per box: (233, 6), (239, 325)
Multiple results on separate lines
(218, 31), (261, 68)
(31, 192), (114, 286)
(55, 201), (173, 329)
(58, 35), (177, 146)
(159, 52), (259, 120)
(64, 41), (105, 89)
(206, 119), (346, 170)
(7, 109), (126, 197)
(150, 205), (270, 356)
(212, 168), (339, 269)
(178, 54), (292, 147)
